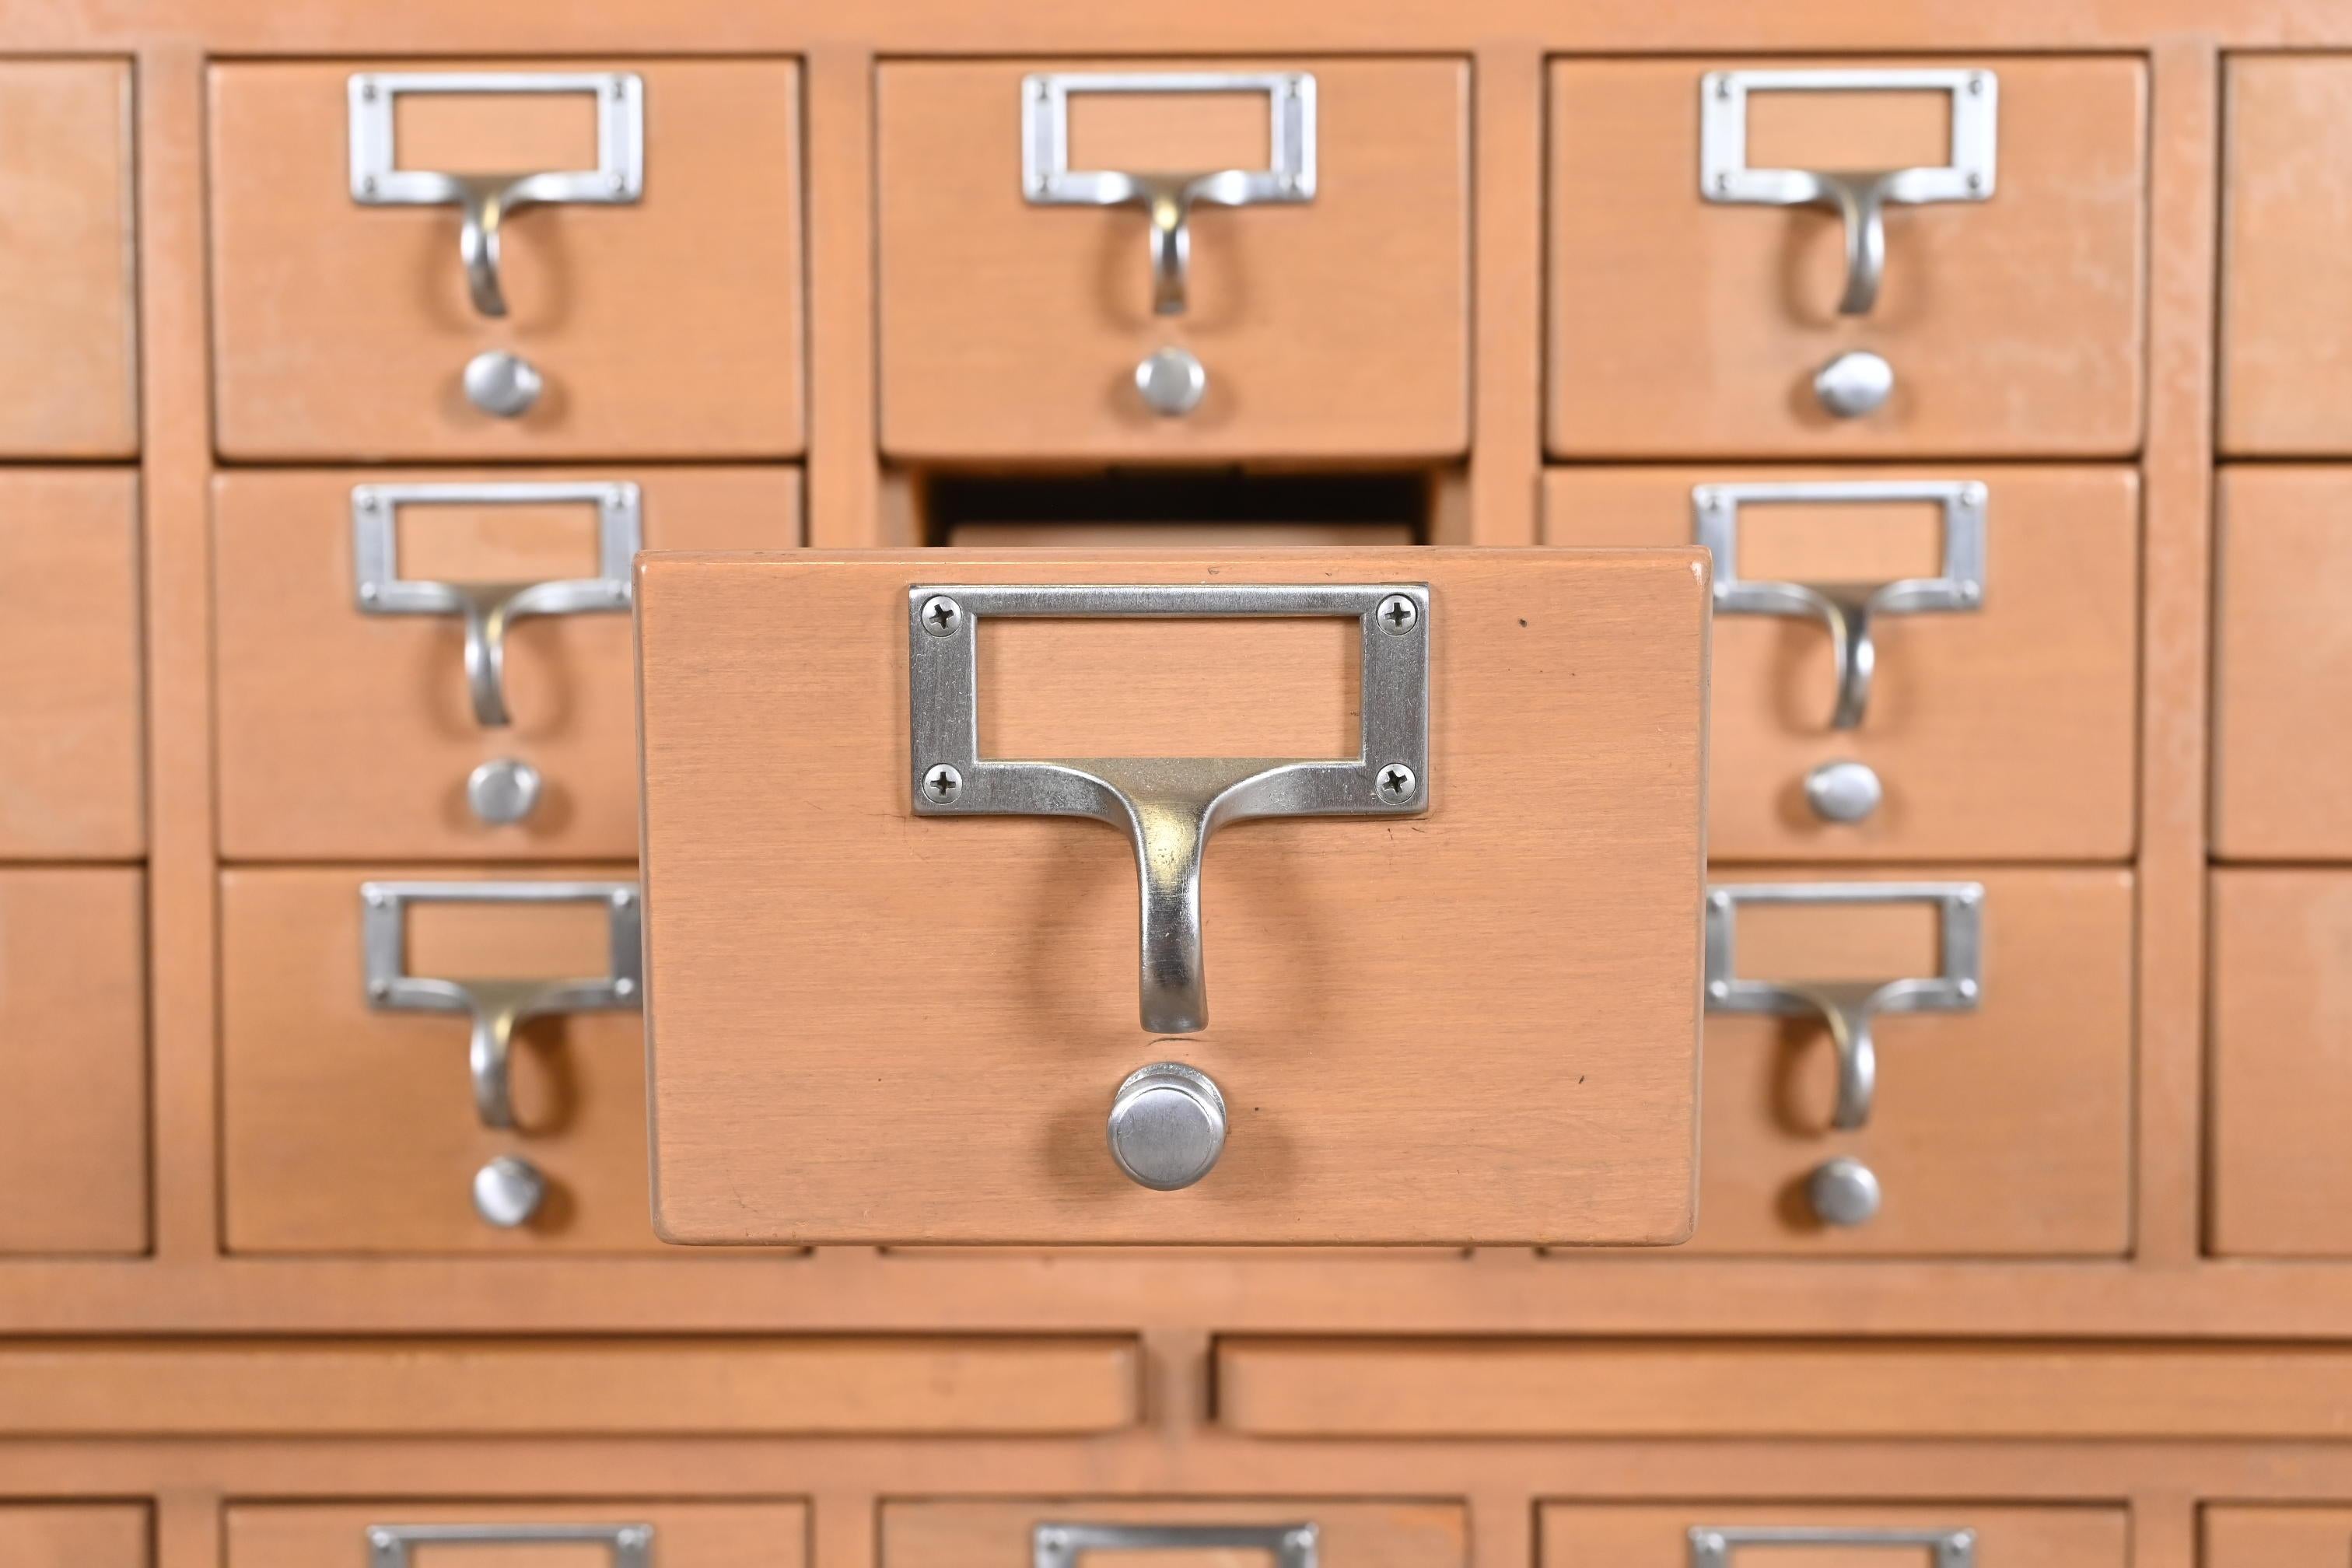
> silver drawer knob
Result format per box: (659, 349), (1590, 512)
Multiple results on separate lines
(467, 757), (544, 824)
(1135, 346), (1207, 417)
(1807, 1154), (1881, 1227)
(1812, 350), (1894, 418)
(1804, 759), (1882, 824)
(472, 1154), (547, 1227)
(464, 348), (544, 418)
(1107, 1062), (1227, 1190)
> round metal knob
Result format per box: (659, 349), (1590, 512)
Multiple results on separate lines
(1135, 347), (1207, 418)
(1107, 1062), (1227, 1191)
(471, 1154), (547, 1228)
(467, 758), (544, 825)
(1812, 350), (1895, 418)
(1807, 1155), (1882, 1227)
(1804, 759), (1883, 824)
(463, 349), (544, 418)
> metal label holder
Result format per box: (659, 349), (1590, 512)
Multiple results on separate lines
(1689, 1527), (1976, 1568)
(368, 1526), (655, 1568)
(1035, 1524), (1320, 1568)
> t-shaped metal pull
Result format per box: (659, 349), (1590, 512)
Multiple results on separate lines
(1022, 71), (1316, 316)
(351, 481), (639, 729)
(1693, 480), (1986, 732)
(909, 583), (1429, 1035)
(1700, 68), (1997, 317)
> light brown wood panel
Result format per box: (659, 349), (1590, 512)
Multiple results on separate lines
(0, 1505), (149, 1568)
(885, 1500), (1465, 1568)
(1542, 1505), (2125, 1568)
(230, 1503), (806, 1568)
(0, 468), (145, 858)
(1549, 58), (2145, 457)
(1215, 1338), (2352, 1437)
(1665, 866), (2132, 1257)
(877, 59), (1468, 461)
(209, 59), (805, 460)
(0, 62), (136, 457)
(638, 549), (1706, 1246)
(0, 1336), (1138, 1434)
(212, 467), (800, 861)
(1545, 466), (2139, 861)
(221, 864), (682, 1254)
(2205, 1506), (2352, 1568)
(2207, 869), (2352, 1257)
(2212, 466), (2352, 857)
(0, 868), (147, 1255)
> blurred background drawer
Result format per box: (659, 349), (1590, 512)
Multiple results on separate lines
(229, 1505), (804, 1568)
(2209, 869), (2352, 1257)
(0, 1506), (149, 1568)
(2206, 1507), (2352, 1568)
(0, 869), (145, 1255)
(1549, 57), (2144, 457)
(0, 61), (136, 457)
(1542, 1505), (2124, 1568)
(208, 59), (805, 460)
(1685, 868), (2131, 1255)
(877, 58), (1468, 462)
(2213, 466), (2352, 857)
(221, 866), (671, 1252)
(213, 467), (797, 861)
(0, 469), (143, 858)
(1545, 467), (2138, 861)
(884, 1501), (1465, 1568)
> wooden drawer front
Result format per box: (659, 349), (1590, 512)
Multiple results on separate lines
(884, 1501), (1465, 1568)
(1542, 1506), (2124, 1568)
(877, 58), (1468, 461)
(209, 60), (805, 460)
(0, 63), (135, 456)
(1689, 868), (2131, 1255)
(1549, 58), (2144, 457)
(222, 866), (675, 1253)
(0, 1507), (149, 1568)
(2223, 57), (2352, 453)
(0, 469), (143, 858)
(639, 548), (1706, 1246)
(1545, 467), (2138, 861)
(0, 868), (146, 1255)
(214, 467), (799, 861)
(2205, 1507), (2352, 1568)
(2209, 869), (2352, 1256)
(229, 1505), (806, 1568)
(2214, 467), (2352, 857)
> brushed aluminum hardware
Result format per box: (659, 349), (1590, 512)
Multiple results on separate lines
(1700, 68), (1997, 316)
(369, 1525), (655, 1568)
(1107, 1061), (1228, 1189)
(1705, 880), (1982, 1147)
(1693, 478), (1986, 731)
(463, 348), (544, 418)
(1136, 345), (1208, 416)
(352, 481), (640, 730)
(467, 758), (544, 825)
(909, 583), (1430, 1034)
(1023, 70), (1316, 317)
(1037, 1523), (1319, 1568)
(1812, 348), (1895, 418)
(1806, 1153), (1884, 1227)
(1691, 1527), (1975, 1568)
(471, 1153), (548, 1227)
(1804, 758), (1882, 824)
(361, 880), (642, 1132)
(348, 71), (646, 319)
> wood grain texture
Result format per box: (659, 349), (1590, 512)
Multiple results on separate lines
(1541, 1504), (2125, 1568)
(0, 468), (145, 858)
(639, 549), (1706, 1245)
(884, 1500), (1465, 1568)
(1548, 57), (2145, 457)
(0, 1505), (149, 1568)
(1545, 466), (2139, 861)
(212, 467), (800, 862)
(229, 1503), (806, 1568)
(2205, 1506), (2352, 1568)
(877, 59), (1468, 461)
(0, 868), (148, 1255)
(208, 60), (805, 460)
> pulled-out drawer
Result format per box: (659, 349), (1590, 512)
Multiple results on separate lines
(885, 1501), (1465, 1568)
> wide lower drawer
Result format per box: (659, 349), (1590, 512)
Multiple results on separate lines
(229, 1505), (803, 1568)
(2205, 1507), (2352, 1568)
(884, 1501), (1465, 1568)
(1542, 1505), (2123, 1568)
